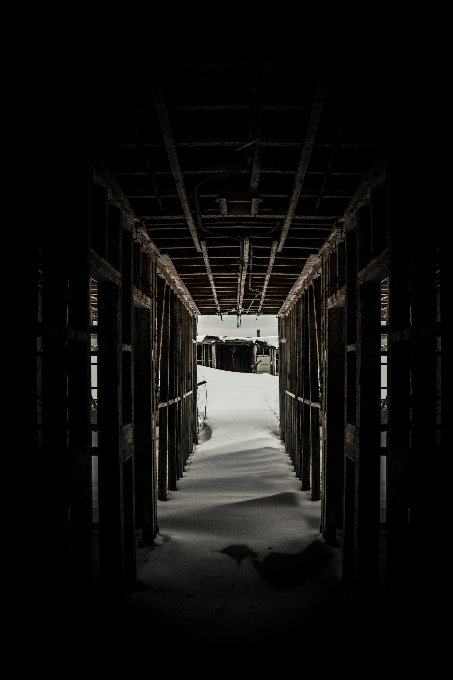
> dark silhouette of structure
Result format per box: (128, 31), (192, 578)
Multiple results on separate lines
(37, 55), (440, 630)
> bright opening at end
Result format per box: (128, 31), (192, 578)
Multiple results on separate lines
(197, 314), (278, 338)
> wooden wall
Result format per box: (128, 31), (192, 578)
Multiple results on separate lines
(278, 149), (441, 603)
(37, 151), (198, 602)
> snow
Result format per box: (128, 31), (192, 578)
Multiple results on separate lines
(196, 334), (279, 347)
(126, 366), (349, 654)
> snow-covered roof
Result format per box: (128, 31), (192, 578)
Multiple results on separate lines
(197, 334), (279, 347)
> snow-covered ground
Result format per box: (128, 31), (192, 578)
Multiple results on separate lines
(126, 366), (349, 653)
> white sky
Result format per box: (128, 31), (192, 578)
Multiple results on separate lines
(197, 313), (278, 337)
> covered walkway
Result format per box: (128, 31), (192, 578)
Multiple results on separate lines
(120, 367), (347, 651)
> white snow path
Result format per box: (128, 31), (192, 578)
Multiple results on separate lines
(130, 367), (347, 651)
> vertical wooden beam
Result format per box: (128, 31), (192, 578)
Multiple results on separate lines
(158, 284), (170, 500)
(323, 306), (345, 544)
(278, 316), (286, 442)
(66, 158), (91, 596)
(92, 185), (108, 259)
(107, 205), (122, 272)
(134, 305), (155, 545)
(97, 281), (123, 595)
(309, 284), (320, 501)
(386, 158), (411, 595)
(371, 185), (387, 259)
(168, 291), (178, 491)
(357, 206), (372, 273)
(301, 291), (311, 490)
(356, 281), (381, 596)
(192, 315), (198, 445)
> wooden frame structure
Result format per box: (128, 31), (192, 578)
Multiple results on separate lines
(37, 151), (199, 602)
(36, 57), (441, 618)
(278, 148), (440, 603)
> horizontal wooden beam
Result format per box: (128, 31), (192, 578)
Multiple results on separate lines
(200, 241), (221, 314)
(147, 73), (201, 252)
(258, 241), (278, 313)
(278, 77), (330, 252)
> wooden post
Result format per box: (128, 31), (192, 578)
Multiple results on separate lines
(309, 284), (320, 501)
(386, 158), (411, 596)
(356, 281), (381, 597)
(301, 291), (310, 490)
(323, 305), (345, 544)
(168, 291), (178, 491)
(97, 281), (123, 596)
(158, 283), (170, 500)
(134, 305), (155, 544)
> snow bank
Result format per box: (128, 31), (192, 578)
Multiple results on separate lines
(197, 365), (279, 411)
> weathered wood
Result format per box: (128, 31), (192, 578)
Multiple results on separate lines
(147, 74), (201, 252)
(158, 284), (170, 500)
(134, 305), (155, 545)
(278, 77), (330, 251)
(258, 241), (278, 313)
(357, 206), (371, 272)
(308, 285), (320, 500)
(301, 291), (310, 490)
(92, 185), (108, 259)
(97, 281), (123, 595)
(322, 306), (345, 544)
(200, 241), (220, 313)
(356, 281), (381, 597)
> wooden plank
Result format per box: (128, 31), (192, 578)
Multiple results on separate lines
(89, 248), (122, 285)
(134, 305), (155, 545)
(97, 281), (123, 592)
(278, 77), (330, 251)
(301, 290), (310, 490)
(257, 241), (278, 313)
(356, 281), (381, 596)
(237, 238), (249, 313)
(308, 285), (320, 500)
(323, 306), (345, 543)
(158, 283), (170, 500)
(200, 241), (221, 313)
(147, 74), (201, 252)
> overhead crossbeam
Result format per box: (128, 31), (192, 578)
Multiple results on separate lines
(147, 74), (201, 252)
(200, 241), (221, 314)
(277, 77), (330, 252)
(237, 238), (250, 313)
(279, 254), (318, 315)
(257, 241), (279, 313)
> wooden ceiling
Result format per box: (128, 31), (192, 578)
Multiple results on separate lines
(72, 57), (412, 316)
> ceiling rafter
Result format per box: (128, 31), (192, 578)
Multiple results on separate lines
(257, 241), (279, 314)
(277, 76), (331, 252)
(147, 73), (201, 252)
(200, 241), (221, 314)
(237, 238), (250, 314)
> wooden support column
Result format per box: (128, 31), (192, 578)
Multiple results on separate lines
(356, 281), (381, 596)
(294, 298), (302, 478)
(343, 226), (358, 590)
(168, 291), (178, 491)
(301, 291), (311, 490)
(134, 302), (156, 545)
(158, 283), (170, 500)
(40, 165), (70, 597)
(309, 284), (320, 501)
(323, 305), (345, 544)
(386, 159), (411, 596)
(192, 315), (198, 445)
(66, 158), (91, 597)
(97, 280), (123, 596)
(278, 316), (286, 443)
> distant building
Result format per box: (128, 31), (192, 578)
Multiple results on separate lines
(197, 335), (278, 375)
